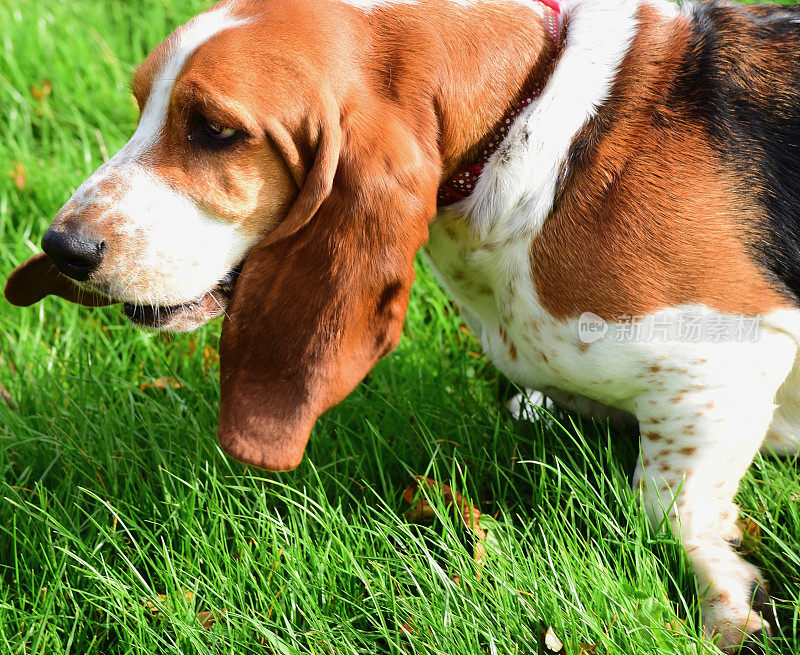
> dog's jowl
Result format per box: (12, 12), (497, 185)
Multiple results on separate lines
(6, 0), (800, 650)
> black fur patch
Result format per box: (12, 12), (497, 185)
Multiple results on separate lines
(670, 1), (800, 301)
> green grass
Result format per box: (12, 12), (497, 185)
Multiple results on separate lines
(1, 0), (799, 653)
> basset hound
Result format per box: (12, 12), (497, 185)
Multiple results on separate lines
(5, 0), (800, 650)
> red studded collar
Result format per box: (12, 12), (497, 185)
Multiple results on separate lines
(436, 0), (563, 208)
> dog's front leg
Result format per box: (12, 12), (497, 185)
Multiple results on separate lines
(632, 330), (796, 652)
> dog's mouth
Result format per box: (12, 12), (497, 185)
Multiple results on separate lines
(122, 262), (244, 331)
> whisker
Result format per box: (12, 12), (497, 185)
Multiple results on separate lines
(209, 292), (232, 322)
(121, 264), (142, 297)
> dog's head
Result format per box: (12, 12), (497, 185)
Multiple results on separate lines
(5, 0), (442, 470)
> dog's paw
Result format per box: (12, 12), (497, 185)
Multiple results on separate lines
(729, 629), (768, 655)
(505, 388), (554, 422)
(749, 582), (778, 637)
(710, 580), (777, 654)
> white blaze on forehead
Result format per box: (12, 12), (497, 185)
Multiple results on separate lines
(126, 2), (250, 161)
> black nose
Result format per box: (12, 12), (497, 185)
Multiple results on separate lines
(41, 229), (106, 281)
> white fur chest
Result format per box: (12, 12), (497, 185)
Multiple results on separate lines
(423, 208), (800, 422)
(423, 215), (552, 381)
(422, 214), (633, 406)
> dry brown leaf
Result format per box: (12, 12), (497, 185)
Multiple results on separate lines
(187, 339), (197, 357)
(402, 483), (436, 523)
(8, 162), (26, 190)
(402, 476), (487, 569)
(30, 79), (52, 100)
(139, 377), (182, 391)
(144, 591), (227, 630)
(144, 594), (168, 614)
(1, 385), (13, 408)
(578, 643), (598, 655)
(145, 590), (196, 616)
(146, 590), (195, 613)
(738, 517), (762, 554)
(542, 625), (566, 654)
(203, 345), (219, 370)
(197, 610), (216, 629)
(197, 609), (226, 629)
(665, 617), (687, 634)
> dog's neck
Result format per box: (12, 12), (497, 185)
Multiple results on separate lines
(424, 0), (560, 179)
(358, 0), (559, 180)
(437, 1), (563, 206)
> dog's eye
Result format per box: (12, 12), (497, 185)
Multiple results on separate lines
(204, 120), (237, 141)
(188, 114), (243, 149)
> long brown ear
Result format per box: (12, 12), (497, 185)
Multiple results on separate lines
(261, 101), (342, 246)
(5, 253), (114, 307)
(217, 103), (439, 471)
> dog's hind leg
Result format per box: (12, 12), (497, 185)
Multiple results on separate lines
(633, 329), (796, 652)
(763, 353), (800, 456)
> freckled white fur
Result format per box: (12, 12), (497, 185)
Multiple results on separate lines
(428, 224), (800, 649)
(461, 0), (641, 242)
(426, 0), (800, 646)
(62, 2), (256, 306)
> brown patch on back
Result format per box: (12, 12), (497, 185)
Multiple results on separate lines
(530, 6), (789, 321)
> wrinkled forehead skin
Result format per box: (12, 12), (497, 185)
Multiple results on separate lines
(143, 0), (357, 139)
